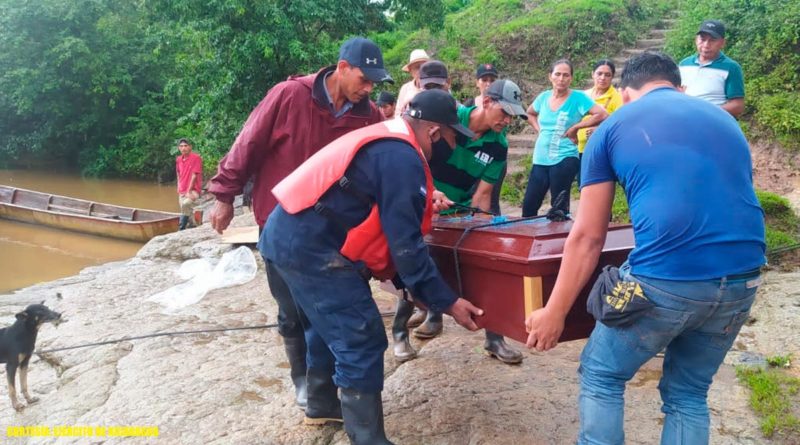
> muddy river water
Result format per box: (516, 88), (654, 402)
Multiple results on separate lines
(0, 169), (181, 293)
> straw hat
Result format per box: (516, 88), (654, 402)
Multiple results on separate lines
(402, 49), (430, 72)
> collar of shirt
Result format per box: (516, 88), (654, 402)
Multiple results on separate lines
(323, 71), (354, 118)
(693, 51), (727, 67)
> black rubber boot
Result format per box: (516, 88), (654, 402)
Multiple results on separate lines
(178, 215), (189, 230)
(341, 388), (395, 445)
(391, 297), (417, 362)
(283, 336), (308, 409)
(484, 331), (523, 364)
(304, 368), (343, 425)
(413, 311), (443, 339)
(406, 309), (427, 328)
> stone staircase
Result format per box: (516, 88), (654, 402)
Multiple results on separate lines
(500, 17), (678, 215)
(604, 17), (677, 86)
(507, 17), (678, 175)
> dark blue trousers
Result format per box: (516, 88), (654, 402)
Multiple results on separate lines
(271, 260), (388, 393)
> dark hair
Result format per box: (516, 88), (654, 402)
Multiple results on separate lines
(550, 58), (573, 75)
(620, 51), (681, 89)
(178, 138), (191, 145)
(593, 59), (616, 76)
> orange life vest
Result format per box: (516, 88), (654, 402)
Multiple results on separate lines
(272, 118), (434, 279)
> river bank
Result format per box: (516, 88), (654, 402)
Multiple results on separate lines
(1, 214), (797, 444)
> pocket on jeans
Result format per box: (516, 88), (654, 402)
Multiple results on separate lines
(625, 306), (691, 354)
(701, 307), (753, 350)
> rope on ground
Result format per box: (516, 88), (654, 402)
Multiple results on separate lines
(36, 310), (398, 355)
(766, 242), (800, 257)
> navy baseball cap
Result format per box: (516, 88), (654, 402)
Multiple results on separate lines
(476, 63), (498, 79)
(419, 60), (449, 87)
(697, 20), (725, 39)
(339, 37), (394, 84)
(376, 91), (396, 106)
(406, 90), (475, 140)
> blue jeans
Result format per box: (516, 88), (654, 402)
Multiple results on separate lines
(577, 264), (759, 445)
(271, 255), (388, 393)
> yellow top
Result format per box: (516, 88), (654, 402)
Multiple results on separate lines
(577, 85), (623, 153)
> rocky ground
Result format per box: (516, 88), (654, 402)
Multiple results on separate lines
(1, 210), (797, 445)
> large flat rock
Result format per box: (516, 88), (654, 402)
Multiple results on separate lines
(0, 220), (788, 444)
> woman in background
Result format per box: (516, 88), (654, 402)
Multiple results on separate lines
(576, 59), (623, 183)
(522, 59), (608, 217)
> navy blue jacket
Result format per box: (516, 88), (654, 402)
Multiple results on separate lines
(262, 139), (458, 313)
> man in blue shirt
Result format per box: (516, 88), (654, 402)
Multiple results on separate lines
(524, 52), (765, 445)
(263, 90), (483, 445)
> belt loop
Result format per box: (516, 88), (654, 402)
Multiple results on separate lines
(720, 276), (728, 290)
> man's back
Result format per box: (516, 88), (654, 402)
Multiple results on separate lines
(582, 87), (765, 280)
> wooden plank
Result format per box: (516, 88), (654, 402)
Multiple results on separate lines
(523, 276), (543, 323)
(220, 226), (259, 244)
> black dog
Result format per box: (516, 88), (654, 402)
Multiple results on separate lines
(0, 303), (61, 411)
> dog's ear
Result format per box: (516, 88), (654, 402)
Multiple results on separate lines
(40, 300), (45, 305)
(15, 311), (28, 321)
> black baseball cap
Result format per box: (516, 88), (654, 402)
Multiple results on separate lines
(406, 90), (475, 140)
(476, 63), (499, 79)
(419, 60), (449, 87)
(485, 79), (527, 117)
(697, 20), (725, 39)
(339, 37), (394, 84)
(376, 91), (396, 106)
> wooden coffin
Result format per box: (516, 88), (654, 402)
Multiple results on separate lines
(0, 185), (181, 242)
(425, 215), (635, 343)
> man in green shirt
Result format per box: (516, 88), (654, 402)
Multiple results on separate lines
(678, 20), (745, 118)
(394, 79), (529, 365)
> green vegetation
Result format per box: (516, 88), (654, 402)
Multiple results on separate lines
(500, 154), (531, 206)
(0, 0), (418, 179)
(664, 0), (800, 149)
(0, 0), (677, 180)
(757, 190), (800, 251)
(736, 356), (800, 439)
(378, 0), (674, 101)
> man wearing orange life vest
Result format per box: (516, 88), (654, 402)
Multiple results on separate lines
(263, 89), (483, 445)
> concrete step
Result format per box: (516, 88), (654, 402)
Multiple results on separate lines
(636, 38), (665, 49)
(648, 29), (668, 38)
(622, 47), (647, 56)
(611, 56), (628, 67)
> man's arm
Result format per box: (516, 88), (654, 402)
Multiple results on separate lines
(372, 144), (482, 330)
(525, 181), (615, 351)
(721, 97), (744, 118)
(470, 180), (493, 212)
(209, 83), (292, 203)
(209, 82), (291, 233)
(722, 62), (746, 118)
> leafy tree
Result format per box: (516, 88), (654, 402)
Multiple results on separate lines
(0, 0), (393, 178)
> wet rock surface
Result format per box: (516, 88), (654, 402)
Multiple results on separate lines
(0, 214), (792, 444)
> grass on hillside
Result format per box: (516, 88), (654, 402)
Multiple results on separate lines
(736, 355), (800, 441)
(757, 190), (800, 251)
(373, 0), (675, 101)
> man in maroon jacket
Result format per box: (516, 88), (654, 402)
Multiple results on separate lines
(208, 37), (388, 424)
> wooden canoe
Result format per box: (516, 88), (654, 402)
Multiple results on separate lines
(0, 185), (180, 242)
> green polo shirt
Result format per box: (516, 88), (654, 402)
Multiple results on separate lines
(429, 105), (508, 206)
(679, 51), (744, 106)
